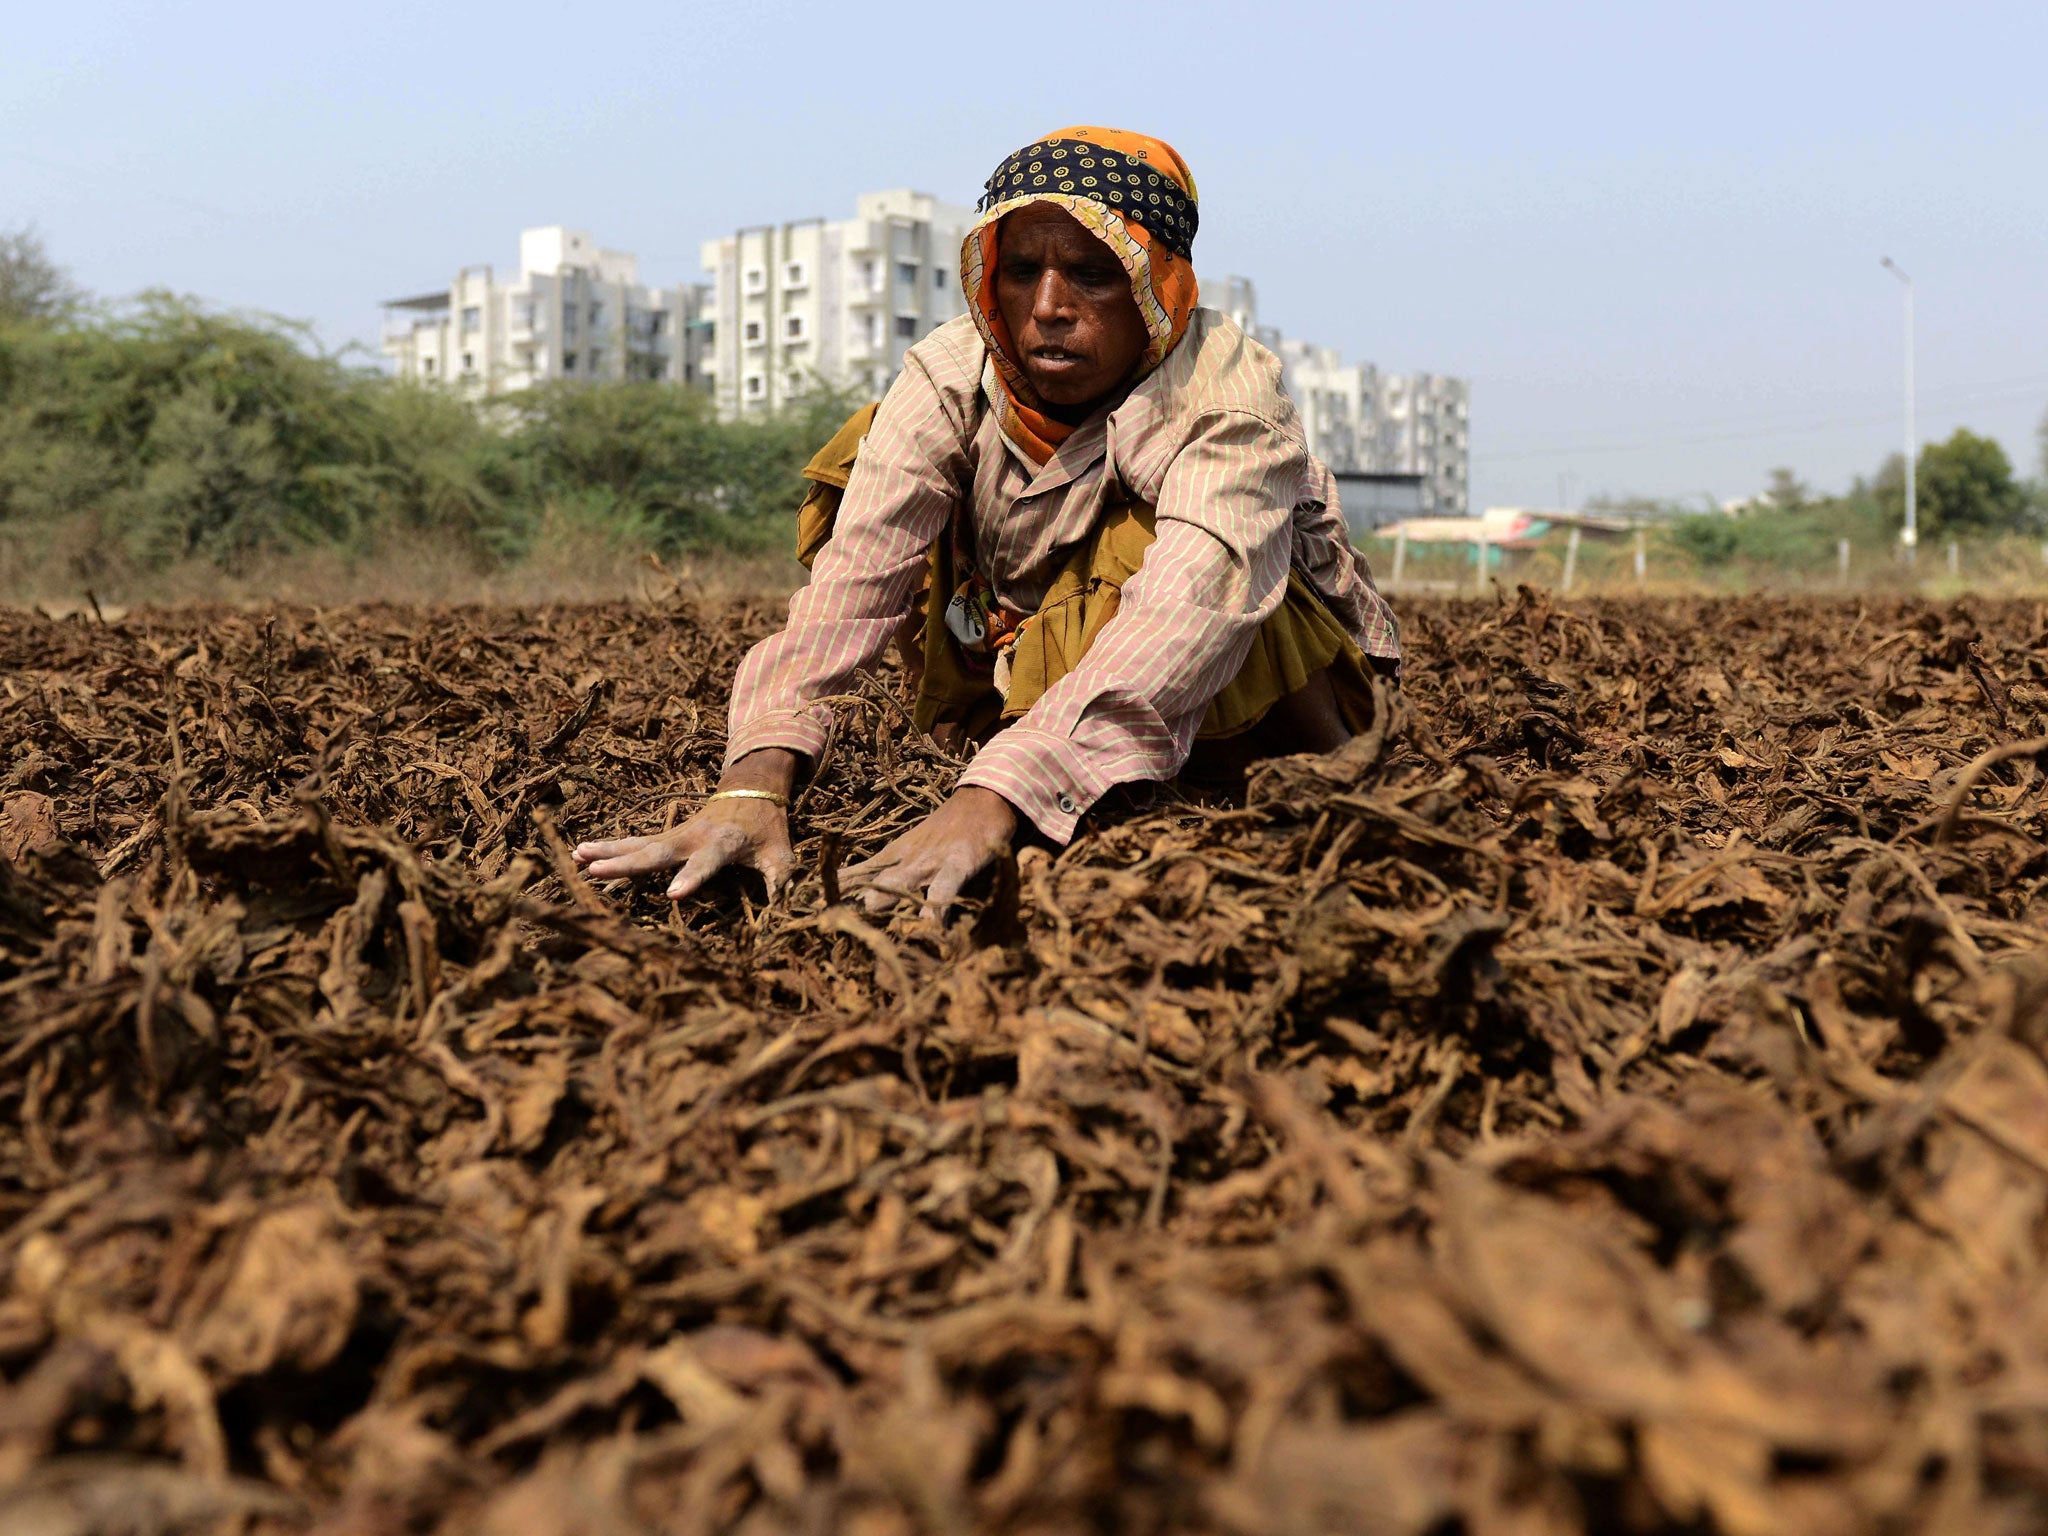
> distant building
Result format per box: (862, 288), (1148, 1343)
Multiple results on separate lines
(700, 190), (976, 417)
(1272, 338), (1382, 481)
(1379, 371), (1470, 516)
(1200, 274), (1276, 346)
(1333, 471), (1427, 536)
(381, 227), (711, 394)
(1200, 275), (1470, 515)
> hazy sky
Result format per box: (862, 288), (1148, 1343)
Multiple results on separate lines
(7, 0), (2044, 511)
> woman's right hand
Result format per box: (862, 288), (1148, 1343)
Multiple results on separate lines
(573, 749), (800, 900)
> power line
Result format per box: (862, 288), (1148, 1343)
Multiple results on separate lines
(10, 152), (241, 224)
(1473, 377), (2048, 465)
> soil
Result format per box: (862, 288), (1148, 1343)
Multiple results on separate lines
(4, 586), (2048, 1535)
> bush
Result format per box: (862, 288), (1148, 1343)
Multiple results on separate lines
(1669, 515), (1740, 567)
(0, 295), (861, 583)
(485, 378), (859, 560)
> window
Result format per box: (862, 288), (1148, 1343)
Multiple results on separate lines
(588, 348), (604, 373)
(562, 353), (575, 373)
(857, 258), (879, 294)
(784, 261), (806, 288)
(894, 315), (917, 339)
(514, 299), (536, 330)
(743, 266), (766, 294)
(743, 373), (765, 398)
(743, 319), (763, 344)
(421, 357), (435, 375)
(588, 303), (601, 325)
(649, 311), (667, 335)
(934, 268), (947, 291)
(786, 371), (803, 394)
(784, 314), (805, 341)
(865, 312), (883, 348)
(460, 305), (481, 331)
(896, 261), (918, 287)
(461, 352), (474, 373)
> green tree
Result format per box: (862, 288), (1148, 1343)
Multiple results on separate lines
(0, 294), (501, 570)
(1762, 467), (1811, 512)
(1919, 429), (2027, 534)
(0, 227), (83, 325)
(0, 285), (861, 580)
(1869, 452), (1905, 522)
(1670, 514), (1739, 566)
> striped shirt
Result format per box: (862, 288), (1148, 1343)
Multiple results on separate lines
(725, 307), (1401, 841)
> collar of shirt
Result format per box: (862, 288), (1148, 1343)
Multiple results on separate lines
(966, 310), (1241, 607)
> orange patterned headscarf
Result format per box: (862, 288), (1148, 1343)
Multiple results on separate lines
(961, 126), (1202, 466)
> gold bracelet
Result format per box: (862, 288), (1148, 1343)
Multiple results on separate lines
(706, 788), (789, 809)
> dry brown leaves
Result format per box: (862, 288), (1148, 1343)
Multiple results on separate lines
(5, 585), (2048, 1535)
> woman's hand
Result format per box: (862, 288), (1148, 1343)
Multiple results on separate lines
(574, 749), (800, 901)
(841, 786), (1019, 921)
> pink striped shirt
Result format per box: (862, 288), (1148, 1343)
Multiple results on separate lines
(724, 308), (1401, 841)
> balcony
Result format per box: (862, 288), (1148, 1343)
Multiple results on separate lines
(380, 291), (449, 344)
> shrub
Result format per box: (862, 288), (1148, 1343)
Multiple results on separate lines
(0, 295), (860, 581)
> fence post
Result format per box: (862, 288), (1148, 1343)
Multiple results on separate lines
(1475, 528), (1489, 594)
(1391, 529), (1407, 588)
(1838, 538), (1851, 587)
(1562, 524), (1581, 595)
(1633, 527), (1647, 587)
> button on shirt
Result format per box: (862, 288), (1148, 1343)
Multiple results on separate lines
(724, 308), (1401, 842)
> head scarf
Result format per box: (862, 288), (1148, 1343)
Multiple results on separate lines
(960, 126), (1202, 466)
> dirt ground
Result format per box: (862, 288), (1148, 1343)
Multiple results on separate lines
(4, 587), (2048, 1535)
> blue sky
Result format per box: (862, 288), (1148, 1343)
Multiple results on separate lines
(6, 0), (2044, 511)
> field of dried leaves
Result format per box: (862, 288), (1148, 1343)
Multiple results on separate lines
(5, 587), (2048, 1536)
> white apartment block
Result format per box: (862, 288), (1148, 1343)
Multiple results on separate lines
(1201, 274), (1264, 340)
(1379, 372), (1470, 515)
(1288, 348), (1469, 515)
(700, 190), (975, 416)
(1203, 275), (1470, 515)
(382, 227), (711, 394)
(1273, 338), (1384, 481)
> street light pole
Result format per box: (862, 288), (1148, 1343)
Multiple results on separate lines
(1880, 257), (1916, 565)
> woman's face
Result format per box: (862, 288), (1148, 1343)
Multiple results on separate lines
(994, 204), (1150, 412)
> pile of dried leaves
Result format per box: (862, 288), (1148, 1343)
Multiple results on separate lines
(5, 586), (2048, 1535)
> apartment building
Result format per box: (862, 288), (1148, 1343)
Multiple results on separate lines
(1288, 350), (1469, 515)
(1379, 372), (1470, 515)
(1202, 274), (1470, 514)
(382, 227), (711, 394)
(1272, 338), (1382, 480)
(700, 190), (975, 416)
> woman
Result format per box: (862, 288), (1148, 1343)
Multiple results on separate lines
(575, 127), (1400, 916)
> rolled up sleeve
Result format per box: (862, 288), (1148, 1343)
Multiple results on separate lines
(960, 410), (1300, 840)
(723, 361), (968, 768)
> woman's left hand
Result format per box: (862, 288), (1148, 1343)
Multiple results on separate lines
(841, 786), (1020, 920)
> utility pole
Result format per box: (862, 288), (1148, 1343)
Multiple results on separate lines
(1880, 258), (1916, 566)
